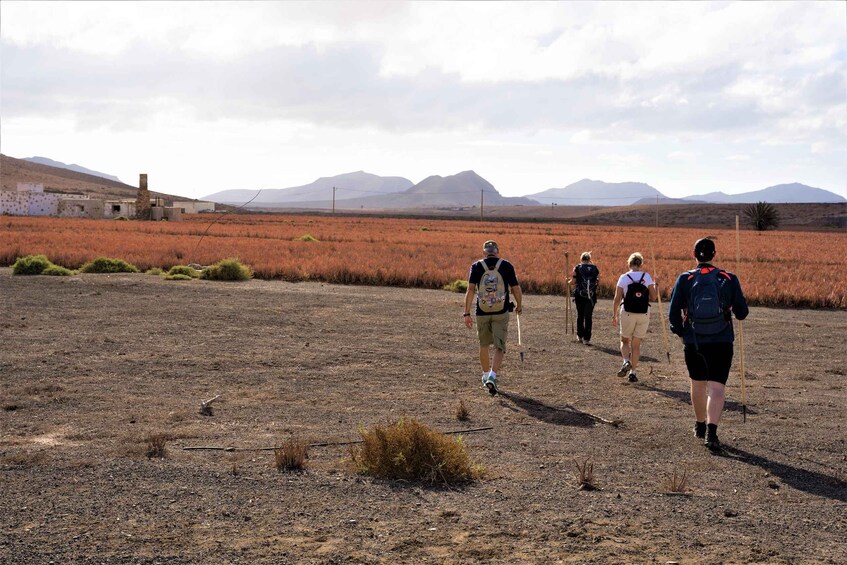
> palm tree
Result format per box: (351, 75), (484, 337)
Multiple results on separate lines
(743, 201), (780, 231)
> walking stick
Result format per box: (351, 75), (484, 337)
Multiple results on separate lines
(650, 246), (671, 363)
(736, 216), (748, 422)
(517, 312), (524, 362)
(564, 250), (571, 336)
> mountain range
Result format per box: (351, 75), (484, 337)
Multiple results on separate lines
(3, 153), (843, 207)
(22, 156), (124, 184)
(204, 173), (845, 208)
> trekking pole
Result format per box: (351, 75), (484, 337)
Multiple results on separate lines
(564, 250), (570, 336)
(517, 312), (524, 363)
(736, 215), (748, 422)
(650, 246), (671, 363)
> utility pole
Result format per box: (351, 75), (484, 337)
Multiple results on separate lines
(332, 186), (336, 214)
(480, 190), (484, 221)
(656, 194), (659, 228)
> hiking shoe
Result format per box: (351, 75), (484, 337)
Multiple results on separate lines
(705, 433), (721, 452)
(578, 337), (584, 344)
(482, 373), (489, 387)
(584, 340), (591, 346)
(485, 377), (498, 396)
(694, 422), (707, 439)
(628, 372), (638, 383)
(617, 360), (632, 377)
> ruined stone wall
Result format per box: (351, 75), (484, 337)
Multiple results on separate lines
(0, 191), (59, 216)
(58, 198), (104, 218)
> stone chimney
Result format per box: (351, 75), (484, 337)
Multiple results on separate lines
(135, 173), (151, 219)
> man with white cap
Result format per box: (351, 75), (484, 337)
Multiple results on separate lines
(463, 240), (523, 395)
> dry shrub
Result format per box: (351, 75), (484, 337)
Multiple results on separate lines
(145, 433), (169, 458)
(574, 459), (598, 490)
(663, 469), (689, 494)
(11, 254), (53, 275)
(200, 258), (253, 281)
(274, 438), (310, 472)
(456, 399), (470, 421)
(350, 418), (480, 485)
(443, 280), (468, 293)
(79, 257), (139, 274)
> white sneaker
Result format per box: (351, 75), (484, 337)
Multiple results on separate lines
(578, 337), (584, 344)
(584, 340), (591, 346)
(617, 360), (632, 378)
(485, 375), (498, 396)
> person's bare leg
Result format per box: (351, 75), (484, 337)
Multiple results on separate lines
(690, 380), (708, 422)
(620, 337), (631, 361)
(479, 346), (491, 374)
(491, 348), (505, 374)
(707, 382), (726, 425)
(630, 337), (642, 371)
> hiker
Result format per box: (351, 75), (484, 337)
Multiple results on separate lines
(463, 240), (523, 395)
(568, 251), (599, 345)
(668, 237), (748, 451)
(612, 252), (657, 383)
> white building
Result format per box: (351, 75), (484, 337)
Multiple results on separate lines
(1, 183), (99, 218)
(173, 200), (215, 214)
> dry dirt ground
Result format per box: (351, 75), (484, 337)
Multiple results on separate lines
(1, 268), (845, 564)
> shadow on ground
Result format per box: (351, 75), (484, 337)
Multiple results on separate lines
(497, 391), (604, 428)
(634, 382), (757, 415)
(723, 446), (847, 503)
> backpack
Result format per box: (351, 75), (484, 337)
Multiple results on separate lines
(476, 259), (507, 313)
(575, 264), (599, 300)
(688, 267), (730, 335)
(622, 273), (650, 314)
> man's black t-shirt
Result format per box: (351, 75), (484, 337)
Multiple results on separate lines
(468, 257), (519, 316)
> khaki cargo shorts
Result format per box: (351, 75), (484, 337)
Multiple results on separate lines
(620, 310), (649, 339)
(476, 312), (510, 351)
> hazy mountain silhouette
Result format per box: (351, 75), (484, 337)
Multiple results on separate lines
(23, 156), (123, 184)
(682, 183), (846, 204)
(286, 170), (539, 209)
(527, 179), (666, 206)
(203, 171), (413, 204)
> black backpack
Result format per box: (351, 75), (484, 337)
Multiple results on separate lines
(575, 264), (599, 299)
(623, 273), (650, 313)
(688, 267), (730, 335)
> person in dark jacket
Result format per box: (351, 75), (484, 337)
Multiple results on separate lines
(668, 237), (749, 451)
(568, 251), (599, 345)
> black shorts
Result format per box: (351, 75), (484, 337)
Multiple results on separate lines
(684, 342), (734, 385)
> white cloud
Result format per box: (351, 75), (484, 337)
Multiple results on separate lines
(1, 1), (844, 198)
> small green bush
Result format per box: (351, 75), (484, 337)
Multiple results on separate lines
(350, 418), (481, 485)
(114, 216), (129, 221)
(295, 234), (319, 242)
(79, 257), (139, 274)
(200, 258), (253, 281)
(167, 265), (201, 278)
(11, 255), (53, 275)
(443, 280), (468, 293)
(145, 267), (164, 276)
(42, 265), (74, 276)
(164, 273), (193, 281)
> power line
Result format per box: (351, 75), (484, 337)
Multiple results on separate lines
(332, 185), (667, 201)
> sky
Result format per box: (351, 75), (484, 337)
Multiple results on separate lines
(1, 1), (845, 201)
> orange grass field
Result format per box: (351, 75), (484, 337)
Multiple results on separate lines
(1, 214), (844, 308)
